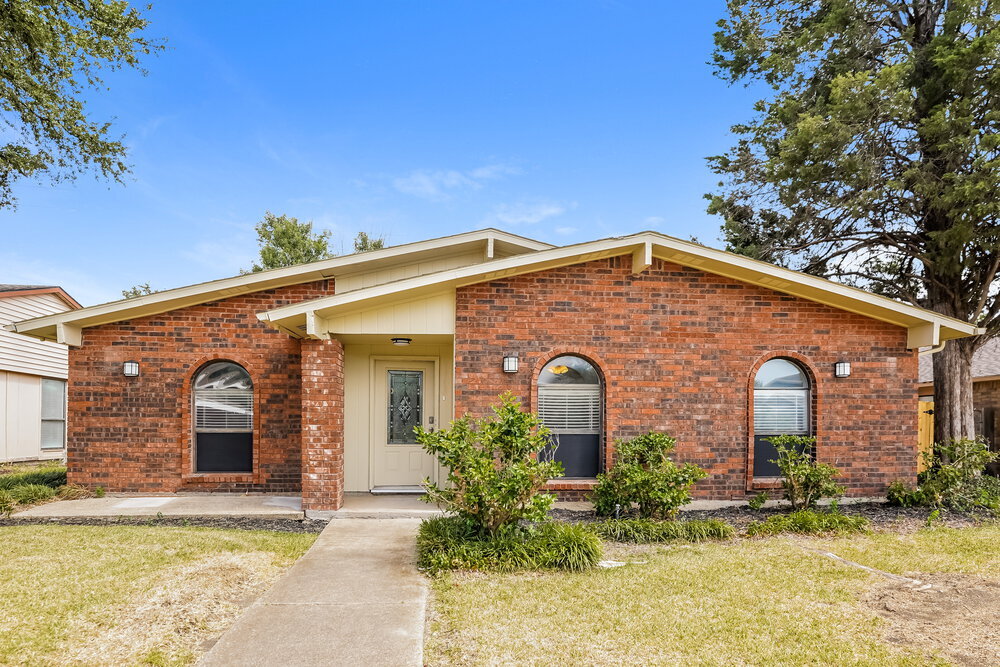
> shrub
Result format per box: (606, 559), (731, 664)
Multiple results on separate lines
(94, 486), (106, 498)
(592, 432), (708, 519)
(416, 392), (563, 536)
(886, 438), (1000, 511)
(746, 509), (869, 536)
(9, 483), (56, 504)
(768, 435), (844, 510)
(56, 484), (92, 500)
(0, 465), (66, 490)
(748, 491), (769, 510)
(416, 516), (603, 574)
(0, 490), (15, 518)
(593, 518), (735, 543)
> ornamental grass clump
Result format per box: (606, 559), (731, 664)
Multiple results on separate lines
(8, 484), (56, 505)
(746, 509), (869, 537)
(593, 518), (735, 543)
(415, 392), (564, 537)
(0, 465), (66, 491)
(592, 432), (707, 519)
(768, 435), (844, 510)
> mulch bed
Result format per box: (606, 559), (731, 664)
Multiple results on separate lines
(550, 502), (991, 532)
(0, 516), (330, 533)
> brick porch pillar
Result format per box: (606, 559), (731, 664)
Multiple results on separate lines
(300, 337), (345, 511)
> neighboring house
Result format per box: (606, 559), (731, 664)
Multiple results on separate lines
(919, 339), (1000, 473)
(9, 230), (980, 510)
(0, 284), (81, 463)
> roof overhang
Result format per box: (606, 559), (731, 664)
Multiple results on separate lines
(259, 232), (982, 348)
(0, 286), (81, 310)
(7, 228), (552, 344)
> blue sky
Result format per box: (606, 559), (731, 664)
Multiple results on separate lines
(0, 1), (758, 306)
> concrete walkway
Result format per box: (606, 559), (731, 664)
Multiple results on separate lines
(199, 518), (426, 667)
(12, 494), (304, 519)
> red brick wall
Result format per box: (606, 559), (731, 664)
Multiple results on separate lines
(67, 281), (333, 493)
(455, 256), (918, 499)
(301, 338), (345, 511)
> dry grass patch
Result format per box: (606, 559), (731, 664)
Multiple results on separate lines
(427, 527), (1000, 666)
(0, 525), (315, 666)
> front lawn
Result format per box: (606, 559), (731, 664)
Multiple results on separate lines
(426, 525), (1000, 665)
(0, 525), (316, 666)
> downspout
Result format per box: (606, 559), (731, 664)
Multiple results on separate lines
(918, 340), (947, 356)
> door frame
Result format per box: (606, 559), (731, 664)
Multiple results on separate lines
(368, 355), (440, 489)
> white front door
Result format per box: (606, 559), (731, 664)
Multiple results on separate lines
(372, 360), (438, 488)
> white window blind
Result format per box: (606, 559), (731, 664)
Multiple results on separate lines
(754, 389), (808, 434)
(195, 389), (253, 431)
(538, 385), (601, 434)
(40, 379), (66, 450)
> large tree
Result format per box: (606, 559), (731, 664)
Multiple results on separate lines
(0, 0), (163, 208)
(245, 212), (334, 272)
(708, 0), (1000, 444)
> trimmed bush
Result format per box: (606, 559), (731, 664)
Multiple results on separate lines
(0, 490), (15, 518)
(888, 438), (999, 512)
(746, 509), (869, 536)
(768, 435), (844, 509)
(417, 516), (603, 574)
(416, 393), (562, 536)
(886, 480), (926, 507)
(9, 483), (56, 504)
(56, 484), (92, 500)
(0, 465), (66, 491)
(593, 432), (707, 519)
(593, 518), (735, 543)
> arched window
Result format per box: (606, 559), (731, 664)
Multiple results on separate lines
(537, 355), (603, 477)
(753, 358), (811, 477)
(193, 361), (253, 473)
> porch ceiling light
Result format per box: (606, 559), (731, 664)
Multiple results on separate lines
(391, 337), (412, 346)
(834, 361), (851, 378)
(503, 354), (519, 373)
(123, 360), (140, 377)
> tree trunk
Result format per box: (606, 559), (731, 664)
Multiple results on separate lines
(931, 337), (977, 445)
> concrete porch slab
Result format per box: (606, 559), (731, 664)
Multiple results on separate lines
(12, 495), (304, 519)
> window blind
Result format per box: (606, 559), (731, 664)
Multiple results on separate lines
(537, 385), (601, 434)
(754, 389), (808, 434)
(40, 379), (66, 450)
(195, 389), (253, 431)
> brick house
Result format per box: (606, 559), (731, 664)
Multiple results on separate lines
(9, 229), (980, 510)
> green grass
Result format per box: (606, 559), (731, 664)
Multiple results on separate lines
(0, 525), (316, 666)
(746, 509), (870, 536)
(592, 518), (735, 543)
(0, 462), (66, 490)
(426, 526), (1000, 665)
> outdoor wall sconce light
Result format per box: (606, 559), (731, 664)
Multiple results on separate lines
(391, 337), (412, 346)
(123, 360), (140, 377)
(503, 354), (519, 373)
(834, 361), (851, 378)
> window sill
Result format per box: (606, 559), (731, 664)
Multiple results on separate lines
(182, 472), (256, 484)
(750, 478), (783, 490)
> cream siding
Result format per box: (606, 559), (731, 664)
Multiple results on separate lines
(0, 293), (72, 378)
(333, 251), (487, 293)
(0, 371), (61, 461)
(324, 291), (456, 336)
(343, 341), (454, 492)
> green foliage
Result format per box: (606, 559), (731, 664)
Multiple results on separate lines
(0, 0), (164, 209)
(768, 435), (844, 510)
(0, 490), (15, 518)
(592, 518), (735, 543)
(416, 516), (602, 574)
(887, 438), (1000, 511)
(592, 432), (707, 519)
(9, 484), (56, 504)
(707, 1), (1000, 392)
(245, 212), (334, 272)
(94, 486), (106, 498)
(56, 484), (91, 500)
(746, 510), (870, 537)
(353, 231), (385, 252)
(121, 282), (155, 299)
(0, 466), (66, 490)
(748, 491), (769, 511)
(416, 392), (563, 536)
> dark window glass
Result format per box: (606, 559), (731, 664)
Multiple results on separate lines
(194, 362), (253, 472)
(388, 370), (422, 444)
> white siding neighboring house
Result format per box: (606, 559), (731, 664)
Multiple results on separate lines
(0, 285), (81, 462)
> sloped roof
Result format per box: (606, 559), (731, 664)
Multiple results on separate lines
(0, 285), (81, 309)
(259, 231), (981, 348)
(920, 337), (1000, 384)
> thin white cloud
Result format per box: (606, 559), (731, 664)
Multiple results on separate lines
(0, 254), (117, 306)
(392, 163), (519, 201)
(644, 216), (665, 227)
(554, 226), (578, 235)
(484, 200), (574, 226)
(182, 237), (257, 276)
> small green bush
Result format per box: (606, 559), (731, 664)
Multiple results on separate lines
(94, 486), (106, 498)
(748, 491), (769, 510)
(416, 392), (563, 536)
(886, 438), (1000, 511)
(746, 509), (869, 536)
(592, 432), (707, 519)
(416, 516), (603, 574)
(592, 518), (735, 543)
(9, 483), (56, 504)
(0, 490), (15, 518)
(0, 465), (66, 490)
(768, 435), (844, 510)
(886, 480), (926, 507)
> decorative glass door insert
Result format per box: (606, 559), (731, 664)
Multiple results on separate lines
(387, 370), (423, 444)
